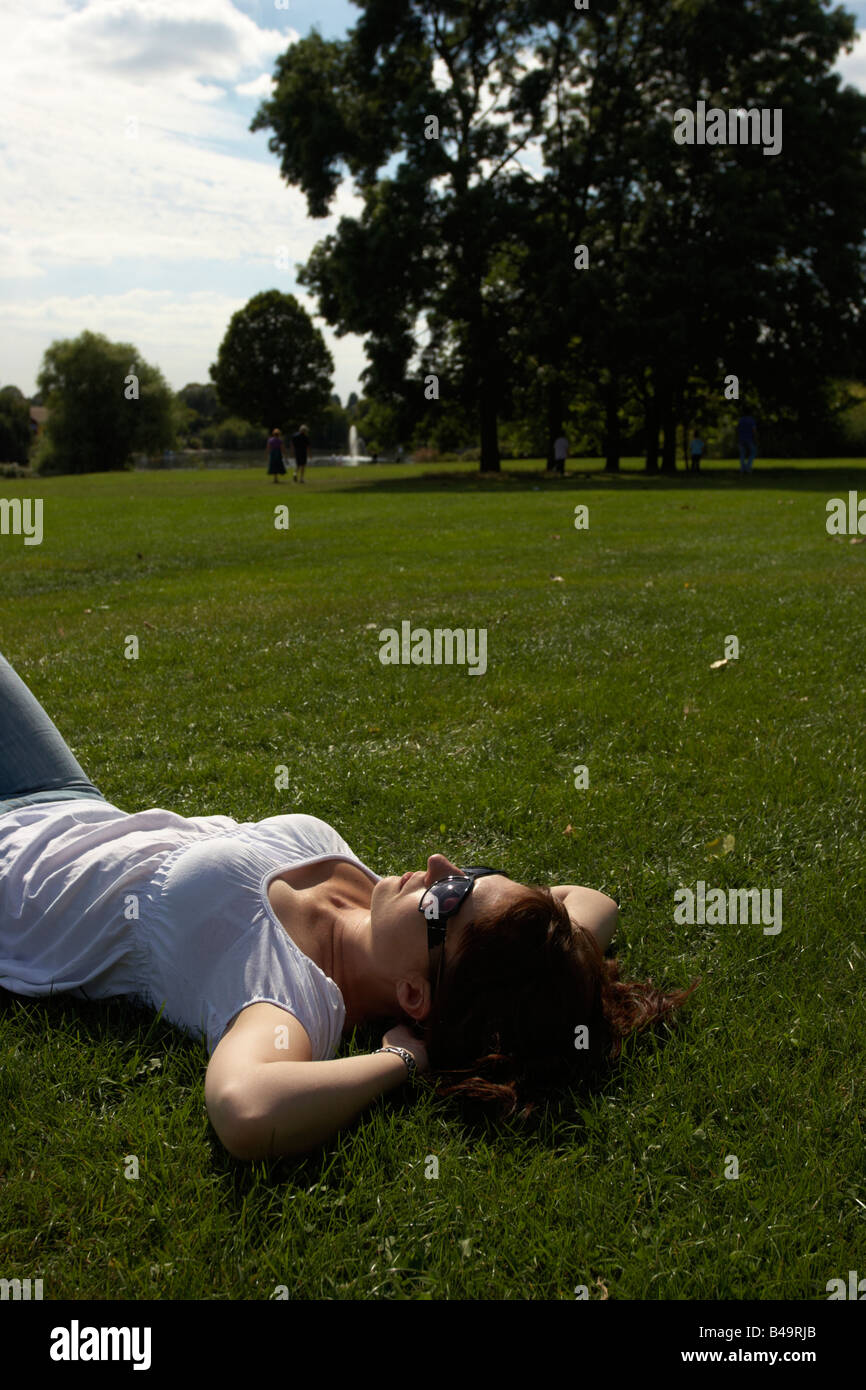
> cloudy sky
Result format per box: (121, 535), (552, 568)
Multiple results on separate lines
(2, 0), (866, 407)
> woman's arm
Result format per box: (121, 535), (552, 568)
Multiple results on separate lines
(550, 884), (618, 953)
(206, 1002), (424, 1160)
(222, 1051), (412, 1160)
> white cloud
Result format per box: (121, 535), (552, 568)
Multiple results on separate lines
(0, 0), (370, 401)
(835, 31), (866, 90)
(3, 283), (371, 401)
(60, 0), (290, 80)
(235, 73), (277, 98)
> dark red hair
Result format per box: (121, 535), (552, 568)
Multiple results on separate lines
(417, 886), (698, 1123)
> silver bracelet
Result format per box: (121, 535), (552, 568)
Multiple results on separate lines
(374, 1045), (417, 1081)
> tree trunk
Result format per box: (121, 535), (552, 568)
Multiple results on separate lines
(468, 281), (500, 471)
(479, 376), (501, 472)
(604, 372), (620, 472)
(644, 385), (660, 473)
(660, 383), (677, 473)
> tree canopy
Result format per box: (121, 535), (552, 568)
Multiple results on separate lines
(35, 331), (174, 474)
(209, 290), (334, 433)
(252, 0), (866, 470)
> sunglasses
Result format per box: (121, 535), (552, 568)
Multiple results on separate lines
(418, 867), (507, 1001)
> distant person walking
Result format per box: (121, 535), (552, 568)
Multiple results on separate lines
(737, 411), (757, 473)
(291, 425), (310, 484)
(266, 428), (286, 483)
(553, 433), (568, 476)
(689, 432), (705, 473)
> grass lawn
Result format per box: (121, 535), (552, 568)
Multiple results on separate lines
(0, 457), (864, 1300)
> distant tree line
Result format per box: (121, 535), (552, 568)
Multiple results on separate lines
(4, 326), (866, 475)
(0, 303), (367, 474)
(5, 0), (866, 475)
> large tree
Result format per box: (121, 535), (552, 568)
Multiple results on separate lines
(253, 1), (866, 473)
(209, 290), (334, 432)
(508, 0), (866, 470)
(251, 5), (548, 472)
(35, 332), (173, 473)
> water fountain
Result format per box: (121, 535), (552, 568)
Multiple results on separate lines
(343, 424), (371, 465)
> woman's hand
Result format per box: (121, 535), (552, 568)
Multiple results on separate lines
(381, 1022), (430, 1074)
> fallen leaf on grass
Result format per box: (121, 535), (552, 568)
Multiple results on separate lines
(709, 658), (728, 670)
(563, 824), (574, 836)
(706, 834), (736, 858)
(551, 575), (564, 582)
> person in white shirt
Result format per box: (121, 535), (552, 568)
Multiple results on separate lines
(0, 651), (696, 1159)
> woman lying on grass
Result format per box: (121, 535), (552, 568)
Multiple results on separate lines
(0, 651), (696, 1160)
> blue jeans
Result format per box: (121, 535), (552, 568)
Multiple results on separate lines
(739, 442), (756, 471)
(0, 651), (108, 816)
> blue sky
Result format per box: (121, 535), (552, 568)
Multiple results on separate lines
(2, 0), (866, 407)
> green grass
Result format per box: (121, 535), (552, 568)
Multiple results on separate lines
(0, 457), (864, 1300)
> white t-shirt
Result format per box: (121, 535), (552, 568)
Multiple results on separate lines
(0, 802), (380, 1058)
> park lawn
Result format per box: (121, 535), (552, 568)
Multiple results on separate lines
(0, 458), (863, 1300)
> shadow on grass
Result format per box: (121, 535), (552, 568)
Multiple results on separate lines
(317, 461), (866, 496)
(0, 985), (198, 1059)
(0, 988), (215, 1127)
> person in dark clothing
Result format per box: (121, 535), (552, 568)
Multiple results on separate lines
(291, 425), (310, 483)
(737, 411), (758, 473)
(266, 429), (286, 483)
